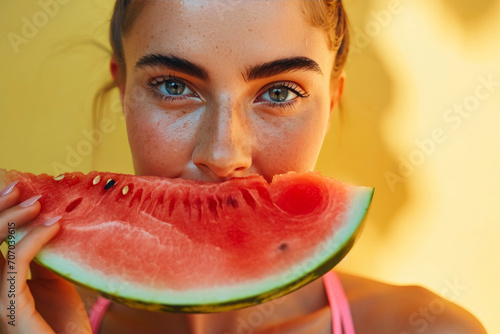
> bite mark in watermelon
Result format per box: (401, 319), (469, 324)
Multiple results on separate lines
(0, 169), (373, 312)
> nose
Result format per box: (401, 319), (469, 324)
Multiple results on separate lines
(192, 98), (252, 181)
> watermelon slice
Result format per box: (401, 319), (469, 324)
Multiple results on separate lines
(0, 169), (373, 313)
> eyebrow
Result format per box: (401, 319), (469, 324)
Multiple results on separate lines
(243, 56), (323, 82)
(135, 54), (210, 81)
(134, 54), (323, 82)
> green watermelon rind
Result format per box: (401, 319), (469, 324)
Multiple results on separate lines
(25, 186), (374, 313)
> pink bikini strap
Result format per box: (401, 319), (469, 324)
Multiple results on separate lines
(89, 297), (112, 334)
(323, 270), (356, 334)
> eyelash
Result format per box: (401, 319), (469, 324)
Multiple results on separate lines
(145, 75), (310, 110)
(257, 81), (310, 110)
(145, 75), (197, 102)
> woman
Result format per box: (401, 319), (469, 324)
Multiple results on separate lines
(0, 1), (486, 333)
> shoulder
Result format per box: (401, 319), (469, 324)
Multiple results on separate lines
(336, 271), (486, 334)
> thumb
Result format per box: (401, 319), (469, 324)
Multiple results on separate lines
(0, 222), (60, 333)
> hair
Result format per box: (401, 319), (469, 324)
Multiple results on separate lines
(94, 0), (349, 124)
(301, 1), (350, 82)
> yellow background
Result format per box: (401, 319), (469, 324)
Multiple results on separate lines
(1, 1), (499, 332)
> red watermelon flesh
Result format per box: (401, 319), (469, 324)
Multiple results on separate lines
(0, 169), (373, 312)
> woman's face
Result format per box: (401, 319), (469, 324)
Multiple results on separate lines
(116, 0), (341, 182)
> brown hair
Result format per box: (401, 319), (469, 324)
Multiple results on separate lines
(94, 0), (349, 124)
(301, 0), (350, 83)
(109, 0), (147, 85)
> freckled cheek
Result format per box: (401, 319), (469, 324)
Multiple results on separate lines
(124, 108), (198, 175)
(125, 113), (163, 164)
(256, 113), (328, 173)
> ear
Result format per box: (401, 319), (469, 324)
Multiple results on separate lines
(110, 57), (125, 106)
(329, 71), (345, 117)
(327, 71), (346, 129)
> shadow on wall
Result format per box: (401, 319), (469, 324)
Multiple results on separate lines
(440, 0), (497, 27)
(316, 0), (407, 234)
(317, 0), (500, 234)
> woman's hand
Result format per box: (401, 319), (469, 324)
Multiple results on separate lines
(0, 181), (92, 334)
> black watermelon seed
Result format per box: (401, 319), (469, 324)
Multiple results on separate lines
(279, 243), (288, 251)
(104, 179), (116, 189)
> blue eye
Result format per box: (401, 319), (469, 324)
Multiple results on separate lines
(159, 80), (194, 96)
(147, 75), (198, 101)
(261, 86), (297, 103)
(256, 82), (309, 110)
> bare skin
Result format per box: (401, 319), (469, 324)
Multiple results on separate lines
(117, 1), (337, 182)
(72, 272), (486, 334)
(0, 1), (487, 333)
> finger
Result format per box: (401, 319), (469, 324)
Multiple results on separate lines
(10, 221), (60, 285)
(6, 223), (61, 332)
(0, 182), (20, 212)
(4, 222), (60, 310)
(0, 194), (42, 242)
(0, 193), (40, 273)
(29, 221), (66, 282)
(0, 189), (42, 273)
(0, 221), (60, 333)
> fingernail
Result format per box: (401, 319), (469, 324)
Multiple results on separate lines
(18, 195), (42, 208)
(43, 216), (62, 226)
(0, 181), (19, 197)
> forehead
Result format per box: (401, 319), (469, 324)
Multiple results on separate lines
(124, 0), (332, 70)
